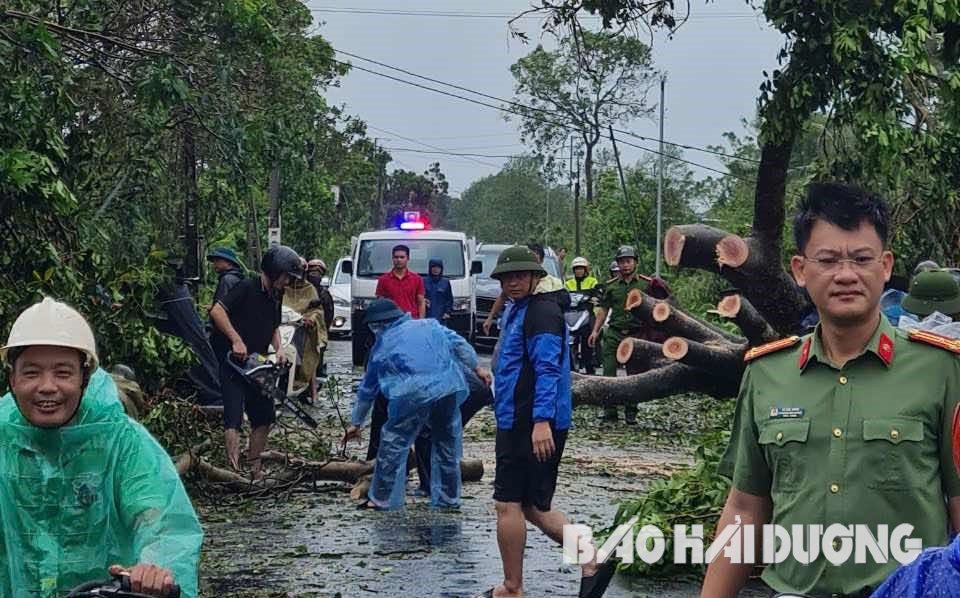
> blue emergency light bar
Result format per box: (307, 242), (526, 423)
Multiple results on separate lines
(394, 210), (429, 230)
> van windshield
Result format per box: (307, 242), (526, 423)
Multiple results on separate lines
(357, 239), (465, 278)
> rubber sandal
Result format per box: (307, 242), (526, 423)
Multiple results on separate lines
(578, 559), (617, 598)
(355, 499), (380, 510)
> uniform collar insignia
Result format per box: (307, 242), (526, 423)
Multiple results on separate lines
(797, 337), (812, 370)
(876, 333), (894, 366)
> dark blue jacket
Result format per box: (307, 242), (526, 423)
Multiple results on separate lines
(424, 258), (454, 321)
(492, 293), (572, 431)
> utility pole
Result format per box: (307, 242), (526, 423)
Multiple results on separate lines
(609, 125), (641, 250)
(570, 135), (581, 256)
(181, 126), (200, 290)
(267, 166), (281, 247)
(373, 138), (385, 228)
(655, 74), (666, 278)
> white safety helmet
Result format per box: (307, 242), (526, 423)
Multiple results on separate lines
(571, 257), (590, 270)
(1, 297), (99, 370)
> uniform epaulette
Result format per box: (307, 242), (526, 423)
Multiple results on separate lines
(743, 336), (801, 363)
(908, 329), (960, 354)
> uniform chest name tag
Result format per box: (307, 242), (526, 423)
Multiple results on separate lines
(769, 407), (805, 419)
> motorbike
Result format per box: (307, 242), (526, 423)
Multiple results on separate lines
(565, 291), (595, 372)
(66, 575), (180, 598)
(223, 303), (319, 429)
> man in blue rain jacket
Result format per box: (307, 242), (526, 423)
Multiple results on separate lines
(342, 298), (491, 509)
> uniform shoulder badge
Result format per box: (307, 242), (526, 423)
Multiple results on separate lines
(907, 329), (960, 354)
(744, 336), (801, 363)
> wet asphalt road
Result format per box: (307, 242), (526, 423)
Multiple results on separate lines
(197, 339), (764, 598)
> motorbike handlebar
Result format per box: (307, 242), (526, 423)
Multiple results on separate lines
(65, 576), (180, 598)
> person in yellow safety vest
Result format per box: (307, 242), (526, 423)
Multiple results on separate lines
(565, 257), (601, 375)
(565, 257), (599, 293)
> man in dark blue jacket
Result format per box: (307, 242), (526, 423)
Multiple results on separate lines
(479, 246), (613, 598)
(424, 258), (454, 323)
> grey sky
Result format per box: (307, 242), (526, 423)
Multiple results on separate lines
(311, 1), (786, 196)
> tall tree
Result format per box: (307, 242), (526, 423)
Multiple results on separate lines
(509, 30), (659, 202)
(0, 0), (381, 385)
(450, 157), (573, 245)
(519, 1), (960, 407)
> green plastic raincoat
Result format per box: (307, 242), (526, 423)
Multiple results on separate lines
(0, 369), (203, 598)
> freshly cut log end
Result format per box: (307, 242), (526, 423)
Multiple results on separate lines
(662, 337), (689, 360)
(716, 294), (742, 318)
(715, 234), (749, 268)
(625, 288), (645, 311)
(652, 301), (671, 322)
(617, 338), (635, 364)
(664, 227), (686, 267)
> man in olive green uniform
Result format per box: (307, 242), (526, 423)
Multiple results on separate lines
(701, 183), (960, 598)
(588, 245), (670, 423)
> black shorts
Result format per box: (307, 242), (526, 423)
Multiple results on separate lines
(493, 425), (568, 512)
(220, 360), (276, 430)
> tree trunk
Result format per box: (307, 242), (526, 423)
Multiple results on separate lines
(572, 139), (808, 406)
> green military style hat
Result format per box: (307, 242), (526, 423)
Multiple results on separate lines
(490, 246), (546, 280)
(902, 270), (960, 317)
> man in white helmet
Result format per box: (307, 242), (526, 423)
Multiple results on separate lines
(0, 297), (203, 598)
(565, 257), (600, 375)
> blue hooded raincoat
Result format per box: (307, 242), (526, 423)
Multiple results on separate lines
(423, 258), (454, 321)
(0, 369), (203, 598)
(870, 534), (960, 598)
(352, 315), (478, 508)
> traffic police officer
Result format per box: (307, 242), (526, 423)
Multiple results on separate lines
(587, 245), (670, 424)
(701, 183), (960, 598)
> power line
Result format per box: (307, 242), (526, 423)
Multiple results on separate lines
(334, 49), (761, 165)
(368, 124), (501, 168)
(382, 146), (572, 160)
(310, 6), (759, 20)
(333, 56), (754, 181)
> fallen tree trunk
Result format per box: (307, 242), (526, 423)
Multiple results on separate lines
(712, 294), (779, 346)
(572, 365), (740, 405)
(661, 336), (745, 375)
(626, 290), (742, 344)
(616, 337), (670, 371)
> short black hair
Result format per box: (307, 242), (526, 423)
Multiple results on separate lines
(392, 244), (410, 257)
(793, 182), (889, 254)
(526, 242), (544, 261)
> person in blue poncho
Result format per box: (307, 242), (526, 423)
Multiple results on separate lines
(870, 406), (960, 598)
(342, 298), (491, 510)
(424, 258), (454, 323)
(0, 297), (203, 598)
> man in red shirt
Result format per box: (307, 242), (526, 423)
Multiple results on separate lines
(375, 244), (426, 319)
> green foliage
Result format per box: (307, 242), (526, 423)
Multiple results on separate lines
(510, 29), (658, 201)
(609, 424), (733, 578)
(0, 1), (387, 385)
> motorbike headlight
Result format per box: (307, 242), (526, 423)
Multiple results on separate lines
(352, 297), (373, 310)
(453, 298), (471, 312)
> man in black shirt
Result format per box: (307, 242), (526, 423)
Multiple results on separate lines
(209, 245), (303, 479)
